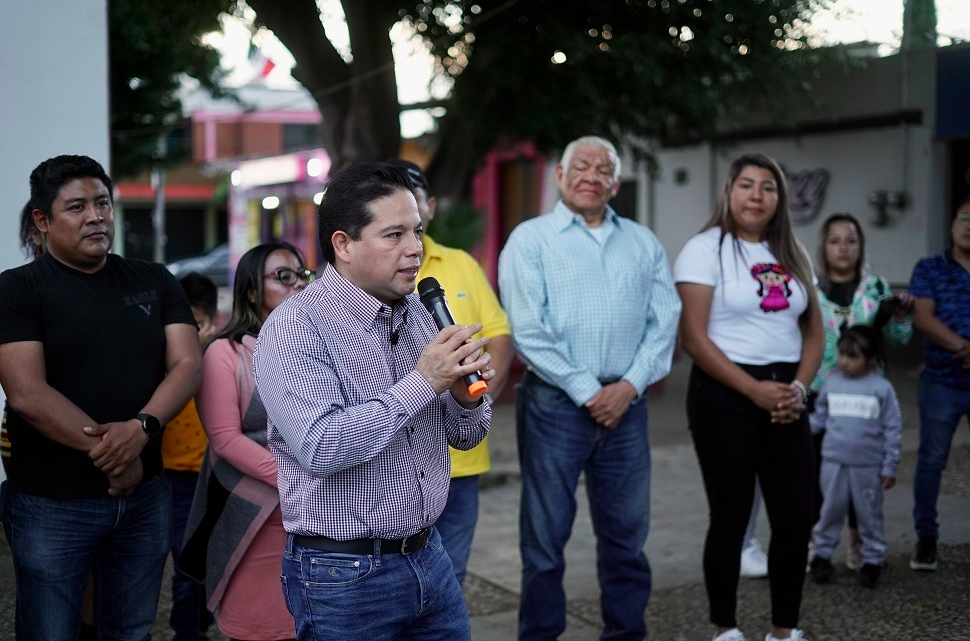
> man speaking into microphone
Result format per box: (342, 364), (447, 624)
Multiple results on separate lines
(254, 161), (494, 641)
(386, 156), (513, 587)
(499, 136), (681, 641)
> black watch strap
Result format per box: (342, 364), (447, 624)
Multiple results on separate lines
(136, 413), (161, 438)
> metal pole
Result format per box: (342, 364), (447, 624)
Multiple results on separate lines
(152, 135), (166, 264)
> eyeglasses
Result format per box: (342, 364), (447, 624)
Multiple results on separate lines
(264, 267), (315, 286)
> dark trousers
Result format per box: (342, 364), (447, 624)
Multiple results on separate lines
(165, 470), (213, 641)
(687, 363), (815, 630)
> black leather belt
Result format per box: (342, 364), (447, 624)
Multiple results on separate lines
(294, 528), (431, 555)
(524, 369), (619, 388)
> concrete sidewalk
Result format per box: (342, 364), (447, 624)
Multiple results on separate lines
(1, 356), (967, 640)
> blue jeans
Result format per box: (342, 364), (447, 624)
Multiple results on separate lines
(281, 526), (470, 640)
(913, 377), (970, 539)
(516, 373), (652, 641)
(1, 474), (172, 641)
(435, 474), (480, 585)
(165, 470), (213, 641)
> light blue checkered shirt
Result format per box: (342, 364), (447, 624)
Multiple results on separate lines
(498, 200), (681, 406)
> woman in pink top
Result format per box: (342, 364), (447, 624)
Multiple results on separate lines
(195, 242), (312, 641)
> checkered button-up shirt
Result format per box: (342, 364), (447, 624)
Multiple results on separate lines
(254, 264), (490, 539)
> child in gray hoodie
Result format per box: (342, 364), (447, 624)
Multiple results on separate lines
(808, 325), (902, 588)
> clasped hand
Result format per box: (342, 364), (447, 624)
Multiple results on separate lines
(585, 381), (638, 429)
(107, 457), (144, 497)
(952, 341), (970, 369)
(84, 419), (149, 476)
(748, 380), (805, 424)
(889, 292), (916, 316)
(415, 323), (494, 406)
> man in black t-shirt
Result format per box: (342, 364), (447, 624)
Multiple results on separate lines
(0, 155), (202, 640)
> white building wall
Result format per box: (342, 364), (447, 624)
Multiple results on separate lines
(0, 0), (109, 483)
(721, 124), (934, 285)
(538, 161), (560, 215)
(648, 147), (717, 265)
(0, 0), (110, 272)
(647, 49), (946, 286)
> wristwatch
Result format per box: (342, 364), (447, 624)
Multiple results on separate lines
(136, 413), (162, 438)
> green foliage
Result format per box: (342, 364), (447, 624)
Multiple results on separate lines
(109, 0), (237, 179)
(427, 199), (484, 250)
(212, 172), (231, 207)
(903, 0), (938, 49)
(402, 0), (838, 161)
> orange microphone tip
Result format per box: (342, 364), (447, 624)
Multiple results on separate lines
(467, 380), (488, 397)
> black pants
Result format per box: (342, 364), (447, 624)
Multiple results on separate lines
(687, 363), (815, 630)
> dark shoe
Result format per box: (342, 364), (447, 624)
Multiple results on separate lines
(910, 537), (938, 571)
(809, 556), (834, 583)
(858, 563), (881, 588)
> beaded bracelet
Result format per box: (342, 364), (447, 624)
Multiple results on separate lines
(791, 380), (808, 405)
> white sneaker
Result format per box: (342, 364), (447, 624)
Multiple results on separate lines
(714, 628), (748, 641)
(765, 629), (811, 641)
(845, 542), (862, 570)
(740, 540), (768, 578)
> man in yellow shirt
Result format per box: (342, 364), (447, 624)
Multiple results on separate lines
(386, 158), (513, 585)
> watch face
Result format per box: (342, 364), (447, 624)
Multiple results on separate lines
(139, 413), (161, 437)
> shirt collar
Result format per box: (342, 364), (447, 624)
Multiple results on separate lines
(321, 263), (409, 332)
(551, 199), (620, 232)
(421, 234), (444, 264)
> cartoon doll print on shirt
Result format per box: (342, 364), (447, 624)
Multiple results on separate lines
(751, 262), (792, 312)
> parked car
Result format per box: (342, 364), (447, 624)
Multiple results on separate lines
(166, 243), (230, 287)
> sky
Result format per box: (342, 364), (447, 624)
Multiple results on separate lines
(204, 0), (970, 136)
(812, 0), (970, 53)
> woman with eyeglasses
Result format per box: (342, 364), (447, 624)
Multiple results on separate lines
(189, 242), (310, 641)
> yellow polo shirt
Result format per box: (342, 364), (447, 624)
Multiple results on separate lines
(417, 235), (510, 477)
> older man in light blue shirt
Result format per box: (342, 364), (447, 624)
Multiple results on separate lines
(499, 135), (680, 641)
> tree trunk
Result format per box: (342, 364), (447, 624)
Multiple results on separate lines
(246, 0), (402, 168)
(426, 116), (478, 203)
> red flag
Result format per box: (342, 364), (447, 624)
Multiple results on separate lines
(248, 42), (275, 78)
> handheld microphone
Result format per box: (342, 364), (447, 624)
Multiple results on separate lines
(417, 277), (488, 397)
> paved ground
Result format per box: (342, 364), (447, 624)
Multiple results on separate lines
(1, 355), (968, 640)
(460, 357), (970, 641)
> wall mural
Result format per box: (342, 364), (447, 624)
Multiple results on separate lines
(786, 168), (829, 225)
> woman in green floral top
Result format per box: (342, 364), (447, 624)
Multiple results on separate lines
(813, 213), (914, 392)
(809, 212), (914, 569)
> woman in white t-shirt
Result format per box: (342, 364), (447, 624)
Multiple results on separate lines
(673, 154), (824, 641)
